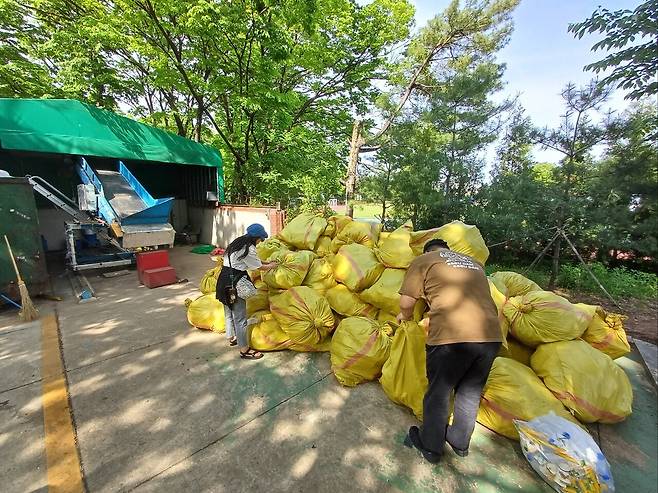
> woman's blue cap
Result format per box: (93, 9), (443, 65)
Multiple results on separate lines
(246, 223), (268, 239)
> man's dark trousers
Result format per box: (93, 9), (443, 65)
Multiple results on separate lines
(420, 342), (501, 454)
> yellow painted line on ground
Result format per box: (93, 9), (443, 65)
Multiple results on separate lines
(41, 313), (85, 493)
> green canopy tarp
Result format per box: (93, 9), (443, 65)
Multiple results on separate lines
(0, 98), (222, 169)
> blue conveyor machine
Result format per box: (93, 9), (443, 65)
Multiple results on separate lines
(76, 158), (175, 249)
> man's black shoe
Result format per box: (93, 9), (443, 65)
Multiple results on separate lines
(448, 442), (469, 457)
(403, 426), (442, 464)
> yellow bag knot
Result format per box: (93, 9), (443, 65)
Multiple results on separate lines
(518, 303), (533, 314)
(184, 298), (192, 308)
(313, 318), (324, 328)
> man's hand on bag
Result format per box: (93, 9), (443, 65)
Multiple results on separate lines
(420, 317), (430, 336)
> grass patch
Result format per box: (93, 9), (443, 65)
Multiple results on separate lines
(486, 262), (657, 300)
(352, 201), (382, 219)
(559, 262), (657, 300)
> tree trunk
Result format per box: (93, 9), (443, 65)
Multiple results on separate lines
(194, 104), (203, 142)
(345, 119), (364, 217)
(232, 158), (249, 204)
(380, 165), (391, 225)
(548, 234), (562, 290)
(549, 203), (565, 289)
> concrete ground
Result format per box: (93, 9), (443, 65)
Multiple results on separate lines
(1, 247), (656, 492)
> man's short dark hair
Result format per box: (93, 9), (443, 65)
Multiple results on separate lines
(424, 239), (449, 253)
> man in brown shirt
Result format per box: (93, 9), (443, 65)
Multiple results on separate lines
(399, 239), (501, 463)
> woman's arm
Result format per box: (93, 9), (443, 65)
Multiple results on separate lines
(258, 261), (278, 271)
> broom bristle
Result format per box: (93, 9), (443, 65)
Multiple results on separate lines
(17, 281), (39, 322)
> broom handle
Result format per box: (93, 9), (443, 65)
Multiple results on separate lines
(4, 235), (23, 283)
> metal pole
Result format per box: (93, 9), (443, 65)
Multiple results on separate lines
(560, 230), (623, 311)
(526, 230), (561, 273)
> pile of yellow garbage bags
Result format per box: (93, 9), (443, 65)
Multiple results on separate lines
(185, 212), (633, 441)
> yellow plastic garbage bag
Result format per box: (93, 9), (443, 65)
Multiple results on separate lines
(331, 220), (381, 252)
(246, 289), (269, 316)
(302, 258), (337, 295)
(263, 250), (315, 290)
(477, 357), (579, 440)
(376, 304), (427, 324)
(185, 294), (225, 333)
(330, 317), (392, 387)
(279, 213), (328, 250)
(377, 310), (397, 324)
(408, 227), (440, 255)
(497, 338), (534, 366)
(257, 237), (289, 261)
(531, 340), (633, 423)
(314, 235), (333, 257)
(324, 215), (352, 238)
(199, 265), (222, 294)
(575, 304), (631, 359)
(409, 221), (489, 265)
(488, 277), (510, 346)
(269, 286), (334, 345)
(360, 268), (406, 315)
(374, 222), (415, 269)
(491, 271), (542, 297)
(503, 291), (590, 347)
(332, 243), (384, 292)
(380, 321), (427, 420)
(438, 220), (489, 265)
(249, 309), (270, 324)
(489, 275), (508, 296)
(253, 278), (267, 290)
(249, 313), (293, 351)
(326, 284), (378, 318)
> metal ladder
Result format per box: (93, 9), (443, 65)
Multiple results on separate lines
(27, 175), (127, 252)
(27, 175), (91, 223)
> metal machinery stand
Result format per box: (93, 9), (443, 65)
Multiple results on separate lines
(64, 223), (133, 271)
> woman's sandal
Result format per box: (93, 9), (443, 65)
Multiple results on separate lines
(240, 348), (263, 360)
(229, 337), (237, 347)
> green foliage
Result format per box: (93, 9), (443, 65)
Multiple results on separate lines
(586, 104), (658, 262)
(479, 93), (657, 276)
(366, 0), (519, 228)
(0, 1), (59, 98)
(1, 0), (415, 205)
(486, 262), (657, 300)
(494, 106), (533, 175)
(559, 263), (657, 300)
(1, 0), (655, 279)
(569, 0), (658, 100)
(473, 163), (559, 255)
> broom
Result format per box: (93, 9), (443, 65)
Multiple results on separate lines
(4, 235), (39, 321)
